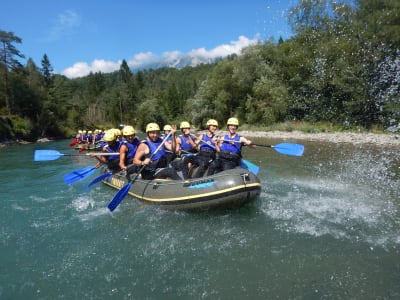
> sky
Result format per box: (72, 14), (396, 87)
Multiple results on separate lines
(2, 0), (297, 78)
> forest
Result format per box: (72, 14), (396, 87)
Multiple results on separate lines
(1, 0), (399, 141)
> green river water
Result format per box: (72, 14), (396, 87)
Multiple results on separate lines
(0, 138), (399, 299)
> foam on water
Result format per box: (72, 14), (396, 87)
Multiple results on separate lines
(261, 148), (400, 248)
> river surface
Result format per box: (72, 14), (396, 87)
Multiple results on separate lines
(1, 139), (399, 299)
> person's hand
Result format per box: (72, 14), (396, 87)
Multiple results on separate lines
(142, 158), (151, 165)
(171, 124), (177, 136)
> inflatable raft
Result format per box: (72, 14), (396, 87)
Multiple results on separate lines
(102, 167), (261, 211)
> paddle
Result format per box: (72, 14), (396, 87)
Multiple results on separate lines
(240, 159), (260, 175)
(87, 172), (112, 188)
(250, 142), (304, 157)
(64, 166), (97, 185)
(69, 139), (79, 147)
(217, 139), (304, 157)
(107, 132), (172, 212)
(34, 150), (120, 161)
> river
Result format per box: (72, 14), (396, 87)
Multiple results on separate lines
(0, 139), (399, 299)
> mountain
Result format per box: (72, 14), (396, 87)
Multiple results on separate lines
(131, 54), (221, 72)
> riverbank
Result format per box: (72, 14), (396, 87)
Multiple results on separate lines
(224, 130), (400, 146)
(1, 131), (399, 147)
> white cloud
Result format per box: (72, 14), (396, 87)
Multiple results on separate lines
(47, 10), (81, 41)
(188, 35), (259, 59)
(127, 52), (155, 68)
(61, 36), (259, 78)
(62, 59), (121, 78)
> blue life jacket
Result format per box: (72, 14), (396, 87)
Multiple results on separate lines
(199, 134), (216, 152)
(220, 134), (241, 154)
(122, 138), (140, 160)
(179, 135), (195, 151)
(143, 137), (165, 161)
(104, 141), (121, 161)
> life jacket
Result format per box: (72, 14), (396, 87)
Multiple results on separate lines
(123, 138), (140, 160)
(220, 134), (241, 154)
(142, 137), (166, 165)
(199, 134), (216, 152)
(179, 134), (196, 151)
(104, 141), (121, 161)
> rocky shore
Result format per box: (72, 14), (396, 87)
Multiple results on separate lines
(225, 130), (400, 146)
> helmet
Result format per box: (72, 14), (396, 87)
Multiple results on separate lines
(206, 119), (218, 127)
(146, 123), (160, 132)
(227, 117), (239, 126)
(163, 125), (172, 131)
(122, 125), (135, 136)
(180, 121), (190, 129)
(88, 130), (92, 134)
(103, 130), (116, 142)
(113, 128), (121, 136)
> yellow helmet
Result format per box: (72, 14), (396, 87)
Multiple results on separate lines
(113, 128), (121, 136)
(206, 119), (218, 127)
(180, 121), (190, 129)
(103, 130), (116, 142)
(227, 117), (239, 126)
(146, 123), (160, 132)
(163, 125), (172, 131)
(122, 125), (135, 136)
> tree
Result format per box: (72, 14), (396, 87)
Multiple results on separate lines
(0, 30), (25, 115)
(40, 54), (53, 88)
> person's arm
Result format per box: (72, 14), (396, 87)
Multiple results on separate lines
(119, 144), (128, 170)
(133, 143), (150, 166)
(212, 135), (221, 152)
(240, 136), (256, 148)
(194, 133), (204, 150)
(175, 136), (182, 156)
(188, 134), (197, 150)
(170, 125), (177, 154)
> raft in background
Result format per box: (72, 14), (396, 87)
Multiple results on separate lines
(102, 167), (261, 211)
(74, 144), (101, 151)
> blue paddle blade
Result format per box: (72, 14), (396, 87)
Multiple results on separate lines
(273, 143), (305, 157)
(87, 172), (112, 188)
(240, 159), (260, 175)
(34, 150), (63, 161)
(107, 182), (132, 212)
(64, 166), (96, 185)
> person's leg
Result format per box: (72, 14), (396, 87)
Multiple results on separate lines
(208, 158), (222, 175)
(154, 167), (181, 180)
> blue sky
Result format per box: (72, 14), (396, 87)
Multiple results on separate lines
(2, 0), (297, 78)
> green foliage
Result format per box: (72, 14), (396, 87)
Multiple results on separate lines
(2, 0), (400, 140)
(9, 115), (33, 138)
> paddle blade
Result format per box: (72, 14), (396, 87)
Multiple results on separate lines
(240, 159), (260, 175)
(273, 143), (305, 157)
(69, 139), (79, 147)
(87, 172), (112, 188)
(107, 182), (132, 212)
(64, 166), (96, 185)
(34, 150), (63, 161)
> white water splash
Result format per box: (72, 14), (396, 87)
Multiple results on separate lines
(261, 148), (400, 248)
